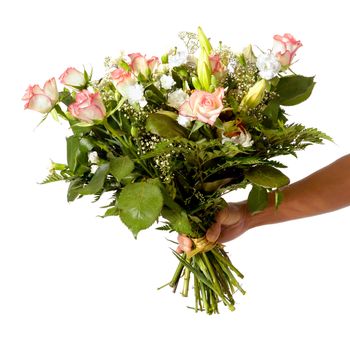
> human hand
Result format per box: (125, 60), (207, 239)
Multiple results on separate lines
(176, 202), (248, 253)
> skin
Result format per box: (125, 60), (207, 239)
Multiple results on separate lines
(177, 154), (350, 253)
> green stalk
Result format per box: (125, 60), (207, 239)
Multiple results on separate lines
(201, 253), (223, 295)
(193, 275), (201, 312)
(199, 280), (209, 313)
(181, 266), (191, 297)
(169, 259), (184, 290)
(217, 248), (244, 279)
(201, 253), (232, 308)
(208, 252), (232, 297)
(213, 251), (246, 295)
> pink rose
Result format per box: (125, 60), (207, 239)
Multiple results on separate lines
(22, 78), (58, 113)
(128, 53), (159, 76)
(147, 56), (160, 72)
(179, 88), (224, 126)
(209, 54), (226, 80)
(273, 33), (302, 66)
(68, 90), (106, 122)
(59, 67), (86, 87)
(111, 68), (136, 95)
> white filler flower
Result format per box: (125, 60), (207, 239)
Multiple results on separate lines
(124, 84), (147, 107)
(168, 51), (188, 68)
(256, 52), (281, 80)
(160, 75), (176, 90)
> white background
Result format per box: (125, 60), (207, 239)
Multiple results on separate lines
(1, 0), (350, 349)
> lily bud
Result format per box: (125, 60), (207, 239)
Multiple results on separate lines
(240, 79), (267, 109)
(197, 27), (212, 56)
(131, 126), (138, 137)
(242, 44), (257, 64)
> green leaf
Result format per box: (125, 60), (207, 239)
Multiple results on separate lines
(247, 185), (268, 214)
(100, 206), (120, 218)
(66, 136), (92, 174)
(67, 178), (83, 202)
(245, 165), (290, 188)
(146, 113), (189, 138)
(109, 156), (134, 181)
(66, 136), (81, 172)
(276, 75), (315, 106)
(144, 84), (166, 104)
(263, 100), (279, 120)
(161, 208), (192, 235)
(78, 163), (110, 195)
(118, 182), (163, 237)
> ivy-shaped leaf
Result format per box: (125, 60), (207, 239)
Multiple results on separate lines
(118, 182), (163, 237)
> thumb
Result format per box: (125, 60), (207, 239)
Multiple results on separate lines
(206, 221), (221, 242)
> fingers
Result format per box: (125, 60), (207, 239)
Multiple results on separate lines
(177, 234), (192, 253)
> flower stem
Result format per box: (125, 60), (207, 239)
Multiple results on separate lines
(181, 265), (191, 297)
(169, 259), (184, 289)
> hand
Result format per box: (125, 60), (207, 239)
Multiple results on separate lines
(176, 202), (248, 253)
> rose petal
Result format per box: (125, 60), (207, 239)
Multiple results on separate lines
(43, 78), (58, 102)
(28, 94), (53, 113)
(178, 100), (193, 117)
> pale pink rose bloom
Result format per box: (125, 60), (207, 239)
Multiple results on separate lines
(111, 68), (137, 95)
(209, 54), (226, 80)
(128, 53), (160, 76)
(179, 88), (225, 126)
(22, 78), (58, 113)
(273, 33), (302, 66)
(68, 90), (106, 122)
(147, 56), (160, 72)
(128, 53), (150, 76)
(59, 67), (86, 87)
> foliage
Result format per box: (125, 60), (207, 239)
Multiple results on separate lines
(28, 28), (330, 314)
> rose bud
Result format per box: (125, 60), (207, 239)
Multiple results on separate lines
(128, 53), (159, 77)
(22, 78), (58, 113)
(68, 90), (106, 122)
(209, 54), (226, 81)
(273, 33), (302, 67)
(111, 68), (137, 96)
(59, 67), (86, 87)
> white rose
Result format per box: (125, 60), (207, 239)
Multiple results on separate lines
(167, 89), (189, 109)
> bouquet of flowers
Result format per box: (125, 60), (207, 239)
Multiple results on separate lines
(23, 28), (330, 314)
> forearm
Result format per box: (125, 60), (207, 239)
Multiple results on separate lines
(245, 154), (350, 230)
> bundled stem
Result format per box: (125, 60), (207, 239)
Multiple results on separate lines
(167, 242), (245, 314)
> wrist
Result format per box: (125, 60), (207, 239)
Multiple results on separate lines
(240, 191), (277, 231)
